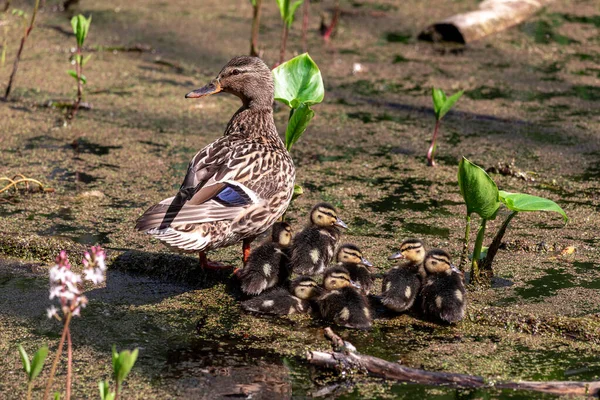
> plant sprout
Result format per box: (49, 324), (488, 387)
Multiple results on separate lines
(428, 88), (463, 166)
(457, 157), (567, 285)
(249, 0), (262, 56)
(3, 0), (39, 99)
(272, 53), (324, 202)
(18, 344), (48, 400)
(275, 0), (304, 65)
(98, 346), (139, 400)
(68, 14), (92, 119)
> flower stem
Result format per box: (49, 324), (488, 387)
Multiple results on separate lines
(26, 381), (33, 400)
(114, 381), (120, 400)
(279, 23), (288, 65)
(43, 312), (72, 400)
(470, 218), (487, 284)
(70, 46), (83, 120)
(427, 119), (441, 166)
(66, 328), (72, 400)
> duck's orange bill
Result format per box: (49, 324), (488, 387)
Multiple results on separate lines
(185, 79), (222, 98)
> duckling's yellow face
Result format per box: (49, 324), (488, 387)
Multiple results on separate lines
(310, 204), (348, 229)
(293, 279), (321, 300)
(336, 245), (373, 268)
(389, 239), (426, 264)
(424, 251), (452, 274)
(277, 225), (293, 247)
(323, 271), (352, 290)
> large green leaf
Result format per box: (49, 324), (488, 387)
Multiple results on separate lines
(458, 157), (500, 220)
(273, 53), (324, 109)
(285, 103), (314, 151)
(30, 346), (48, 381)
(499, 191), (567, 221)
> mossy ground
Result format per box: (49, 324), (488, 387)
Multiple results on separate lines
(1, 0), (600, 398)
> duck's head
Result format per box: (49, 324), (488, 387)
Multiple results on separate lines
(323, 266), (359, 290)
(310, 203), (348, 229)
(185, 56), (274, 108)
(336, 244), (373, 269)
(271, 221), (293, 247)
(423, 249), (454, 275)
(291, 276), (322, 299)
(388, 238), (426, 264)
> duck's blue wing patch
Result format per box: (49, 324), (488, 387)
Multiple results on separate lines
(214, 185), (252, 207)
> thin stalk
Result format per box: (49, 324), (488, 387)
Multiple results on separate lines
(285, 107), (294, 152)
(4, 0), (40, 99)
(470, 218), (487, 283)
(70, 46), (83, 119)
(279, 22), (289, 65)
(249, 0), (262, 56)
(66, 328), (72, 400)
(301, 0), (309, 53)
(27, 381), (33, 400)
(458, 214), (471, 271)
(427, 119), (441, 166)
(481, 211), (518, 271)
(3, 0), (11, 13)
(43, 312), (72, 400)
(114, 381), (120, 400)
(323, 0), (339, 41)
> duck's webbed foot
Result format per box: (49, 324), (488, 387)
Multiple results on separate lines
(199, 252), (234, 270)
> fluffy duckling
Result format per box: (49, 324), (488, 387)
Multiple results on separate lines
(335, 244), (374, 295)
(291, 203), (348, 275)
(420, 249), (466, 324)
(381, 238), (426, 312)
(241, 276), (321, 316)
(318, 266), (372, 330)
(237, 222), (293, 295)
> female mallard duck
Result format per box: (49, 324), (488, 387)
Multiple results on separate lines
(241, 276), (322, 315)
(335, 244), (374, 295)
(420, 249), (466, 324)
(381, 238), (426, 312)
(135, 56), (295, 269)
(237, 222), (293, 295)
(290, 203), (348, 275)
(318, 266), (372, 330)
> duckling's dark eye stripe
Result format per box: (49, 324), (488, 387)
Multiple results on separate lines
(401, 245), (423, 251)
(344, 251), (362, 258)
(430, 256), (450, 264)
(318, 209), (336, 218)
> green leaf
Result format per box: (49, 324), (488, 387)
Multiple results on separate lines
(431, 88), (446, 120)
(98, 380), (115, 400)
(273, 53), (324, 108)
(499, 191), (567, 222)
(286, 0), (304, 27)
(111, 345), (119, 376)
(458, 157), (500, 220)
(275, 0), (288, 20)
(30, 346), (48, 381)
(438, 90), (463, 120)
(71, 14), (92, 47)
(285, 103), (314, 151)
(17, 344), (31, 378)
(292, 184), (303, 201)
(80, 74), (87, 84)
(249, 0), (257, 5)
(67, 69), (78, 80)
(81, 54), (92, 66)
(54, 392), (61, 400)
(114, 348), (139, 385)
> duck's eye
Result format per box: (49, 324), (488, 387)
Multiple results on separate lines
(231, 69), (241, 76)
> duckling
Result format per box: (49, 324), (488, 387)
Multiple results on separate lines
(237, 222), (293, 295)
(381, 238), (426, 312)
(335, 244), (374, 295)
(290, 203), (348, 275)
(420, 249), (466, 324)
(318, 266), (372, 330)
(241, 276), (322, 316)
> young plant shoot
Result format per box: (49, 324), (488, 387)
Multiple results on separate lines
(428, 88), (463, 166)
(68, 14), (92, 119)
(458, 157), (567, 285)
(249, 0), (262, 56)
(272, 53), (324, 202)
(3, 0), (40, 99)
(18, 344), (48, 400)
(275, 0), (304, 65)
(98, 346), (139, 400)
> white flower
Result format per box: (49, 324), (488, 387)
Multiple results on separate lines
(46, 305), (58, 319)
(84, 267), (105, 285)
(49, 266), (66, 283)
(49, 286), (62, 300)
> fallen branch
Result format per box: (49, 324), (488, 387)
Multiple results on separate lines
(307, 327), (600, 397)
(419, 0), (554, 44)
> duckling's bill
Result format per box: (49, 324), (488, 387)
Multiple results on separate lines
(185, 79), (222, 98)
(388, 251), (405, 260)
(334, 217), (348, 229)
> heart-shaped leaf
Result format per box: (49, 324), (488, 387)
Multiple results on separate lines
(285, 103), (314, 151)
(273, 53), (324, 109)
(499, 191), (567, 221)
(458, 157), (500, 220)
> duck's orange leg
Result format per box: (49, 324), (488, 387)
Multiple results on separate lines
(199, 251), (233, 270)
